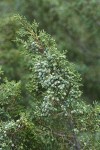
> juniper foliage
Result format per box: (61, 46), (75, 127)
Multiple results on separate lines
(0, 15), (100, 150)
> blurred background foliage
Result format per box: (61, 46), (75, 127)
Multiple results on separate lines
(0, 0), (100, 102)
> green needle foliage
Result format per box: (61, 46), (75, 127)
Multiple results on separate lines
(0, 15), (100, 150)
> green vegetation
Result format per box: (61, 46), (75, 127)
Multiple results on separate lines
(0, 0), (100, 149)
(0, 0), (100, 101)
(0, 15), (100, 150)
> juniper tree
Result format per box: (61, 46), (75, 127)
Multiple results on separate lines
(15, 15), (100, 149)
(0, 15), (99, 150)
